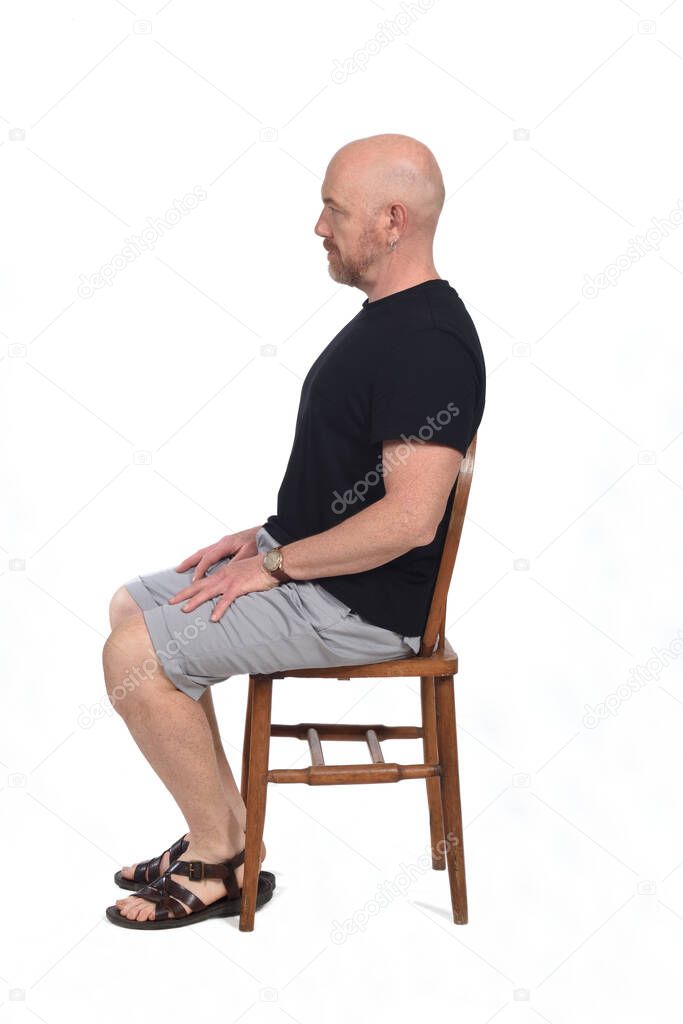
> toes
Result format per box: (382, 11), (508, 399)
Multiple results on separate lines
(136, 900), (154, 922)
(115, 890), (159, 919)
(117, 895), (157, 922)
(120, 897), (141, 918)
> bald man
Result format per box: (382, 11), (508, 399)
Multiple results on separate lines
(103, 134), (486, 930)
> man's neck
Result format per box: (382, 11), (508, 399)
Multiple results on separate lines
(363, 263), (441, 303)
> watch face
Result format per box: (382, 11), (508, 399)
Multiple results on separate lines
(263, 549), (281, 572)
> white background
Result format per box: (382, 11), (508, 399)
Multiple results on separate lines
(2, 0), (683, 1021)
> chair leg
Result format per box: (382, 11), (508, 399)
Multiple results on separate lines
(420, 676), (446, 870)
(239, 674), (273, 932)
(240, 677), (254, 803)
(434, 674), (468, 924)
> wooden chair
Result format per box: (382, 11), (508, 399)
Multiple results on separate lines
(239, 433), (478, 931)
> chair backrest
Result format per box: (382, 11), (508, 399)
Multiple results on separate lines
(419, 432), (478, 657)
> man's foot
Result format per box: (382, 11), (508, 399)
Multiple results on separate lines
(119, 834), (266, 885)
(119, 833), (190, 884)
(114, 843), (260, 922)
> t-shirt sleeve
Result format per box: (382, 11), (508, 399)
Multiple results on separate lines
(369, 328), (482, 456)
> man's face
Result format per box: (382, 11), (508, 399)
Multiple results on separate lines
(314, 167), (386, 287)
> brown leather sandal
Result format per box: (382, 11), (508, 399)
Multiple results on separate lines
(106, 850), (275, 930)
(113, 833), (190, 892)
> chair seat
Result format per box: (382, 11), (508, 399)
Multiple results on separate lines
(269, 636), (458, 679)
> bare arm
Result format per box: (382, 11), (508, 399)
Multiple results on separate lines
(278, 439), (463, 580)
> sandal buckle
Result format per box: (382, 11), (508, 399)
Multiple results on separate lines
(187, 860), (204, 881)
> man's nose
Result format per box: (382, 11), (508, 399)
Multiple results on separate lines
(314, 213), (330, 238)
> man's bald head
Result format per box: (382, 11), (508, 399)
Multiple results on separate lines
(328, 133), (445, 236)
(315, 134), (445, 293)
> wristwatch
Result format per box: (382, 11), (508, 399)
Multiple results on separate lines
(262, 546), (292, 583)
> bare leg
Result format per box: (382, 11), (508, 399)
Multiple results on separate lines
(108, 585), (142, 631)
(104, 612), (260, 921)
(109, 587), (264, 883)
(199, 688), (250, 835)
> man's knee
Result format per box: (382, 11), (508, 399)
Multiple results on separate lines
(102, 616), (159, 714)
(109, 584), (141, 630)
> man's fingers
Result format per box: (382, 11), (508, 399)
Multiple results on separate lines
(194, 552), (236, 580)
(177, 577), (232, 613)
(179, 591), (212, 612)
(229, 547), (250, 563)
(210, 594), (234, 622)
(192, 557), (211, 581)
(169, 580), (208, 605)
(175, 551), (201, 573)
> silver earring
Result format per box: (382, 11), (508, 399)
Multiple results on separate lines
(389, 238), (398, 251)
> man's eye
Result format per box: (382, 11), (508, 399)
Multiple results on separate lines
(327, 206), (337, 213)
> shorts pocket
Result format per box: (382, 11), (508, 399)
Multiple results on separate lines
(294, 582), (354, 632)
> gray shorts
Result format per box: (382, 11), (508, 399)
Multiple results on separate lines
(124, 527), (422, 701)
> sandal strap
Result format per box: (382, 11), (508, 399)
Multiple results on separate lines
(135, 872), (207, 920)
(133, 852), (161, 884)
(163, 878), (207, 915)
(169, 834), (190, 862)
(132, 850), (247, 921)
(168, 850), (245, 900)
(133, 882), (179, 917)
(132, 834), (189, 884)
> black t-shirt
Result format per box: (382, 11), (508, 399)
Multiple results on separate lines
(263, 278), (486, 637)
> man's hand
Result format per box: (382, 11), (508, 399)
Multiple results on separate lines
(169, 553), (280, 622)
(175, 527), (261, 582)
